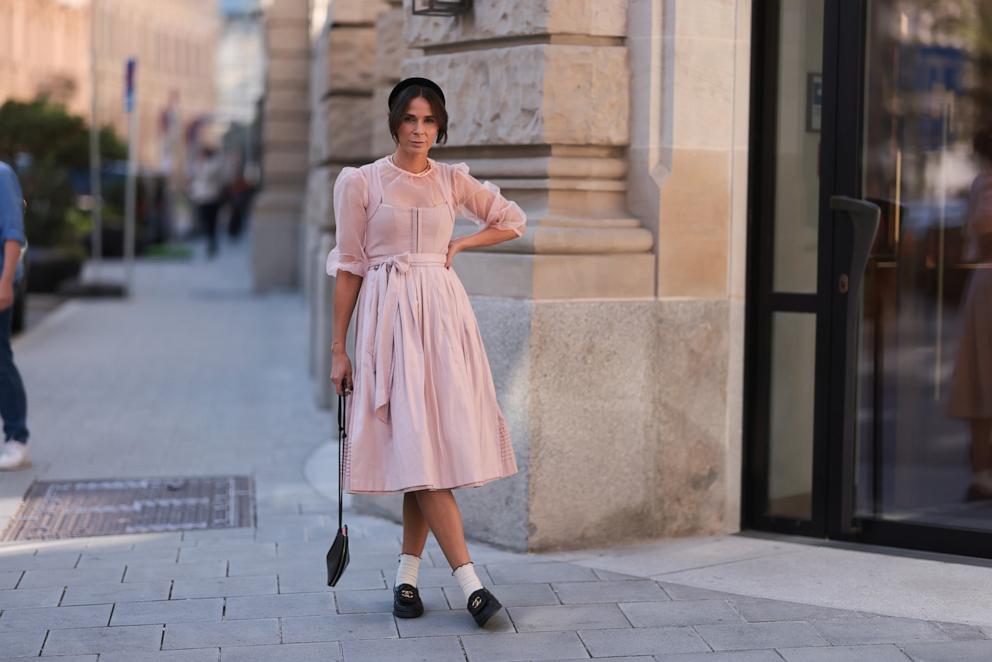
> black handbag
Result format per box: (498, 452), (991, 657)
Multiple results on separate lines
(325, 392), (350, 586)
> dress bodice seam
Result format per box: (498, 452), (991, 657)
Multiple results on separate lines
(375, 202), (449, 213)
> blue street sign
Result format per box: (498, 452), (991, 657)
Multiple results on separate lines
(124, 58), (137, 112)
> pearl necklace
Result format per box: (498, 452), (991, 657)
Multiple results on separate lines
(390, 153), (430, 175)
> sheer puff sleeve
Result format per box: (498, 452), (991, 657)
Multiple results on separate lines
(449, 162), (526, 238)
(325, 167), (370, 277)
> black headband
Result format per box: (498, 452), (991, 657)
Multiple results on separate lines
(388, 77), (446, 111)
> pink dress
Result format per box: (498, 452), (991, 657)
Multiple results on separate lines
(326, 156), (525, 494)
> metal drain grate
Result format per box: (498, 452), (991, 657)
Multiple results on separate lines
(1, 476), (255, 541)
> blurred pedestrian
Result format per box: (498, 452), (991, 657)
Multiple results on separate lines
(226, 167), (254, 241)
(949, 127), (992, 500)
(0, 161), (30, 471)
(189, 145), (225, 258)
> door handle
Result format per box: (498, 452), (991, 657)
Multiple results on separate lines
(829, 196), (880, 535)
(831, 196), (880, 296)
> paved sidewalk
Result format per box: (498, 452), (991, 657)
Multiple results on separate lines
(0, 239), (988, 660)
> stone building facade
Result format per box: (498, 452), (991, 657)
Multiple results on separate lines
(258, 0), (752, 552)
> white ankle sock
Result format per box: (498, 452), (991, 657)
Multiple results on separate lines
(396, 553), (421, 587)
(453, 562), (483, 602)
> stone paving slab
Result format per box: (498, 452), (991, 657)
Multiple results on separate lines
(61, 580), (172, 606)
(507, 603), (632, 632)
(777, 644), (914, 661)
(553, 579), (669, 604)
(695, 621), (830, 651)
(220, 641), (342, 661)
(162, 618), (281, 649)
(341, 635), (466, 662)
(0, 627), (47, 658)
(109, 597), (224, 626)
(655, 652), (789, 662)
(280, 612), (398, 644)
(18, 567), (125, 590)
(0, 248), (986, 661)
(0, 603), (111, 629)
(812, 615), (950, 646)
(619, 599), (743, 628)
(0, 586), (62, 609)
(171, 574), (278, 599)
(123, 560), (229, 583)
(0, 552), (81, 571)
(460, 630), (590, 661)
(898, 639), (992, 661)
(99, 650), (221, 662)
(42, 624), (163, 655)
(224, 592), (335, 620)
(578, 625), (712, 657)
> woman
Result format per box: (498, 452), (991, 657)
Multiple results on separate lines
(327, 77), (524, 627)
(189, 145), (226, 258)
(949, 127), (992, 501)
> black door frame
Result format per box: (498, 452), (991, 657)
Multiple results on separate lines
(743, 0), (992, 559)
(742, 0), (828, 540)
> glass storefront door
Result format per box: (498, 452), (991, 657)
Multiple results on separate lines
(746, 0), (992, 557)
(854, 0), (992, 544)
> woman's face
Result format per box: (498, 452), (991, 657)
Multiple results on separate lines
(394, 96), (439, 157)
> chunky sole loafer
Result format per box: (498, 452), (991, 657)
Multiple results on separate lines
(393, 583), (424, 618)
(467, 587), (502, 627)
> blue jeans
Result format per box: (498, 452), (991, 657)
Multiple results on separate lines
(0, 304), (28, 443)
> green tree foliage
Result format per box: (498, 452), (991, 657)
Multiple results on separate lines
(0, 98), (126, 248)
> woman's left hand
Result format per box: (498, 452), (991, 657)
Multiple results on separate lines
(444, 238), (464, 269)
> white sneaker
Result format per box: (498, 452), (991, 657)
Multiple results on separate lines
(0, 441), (30, 470)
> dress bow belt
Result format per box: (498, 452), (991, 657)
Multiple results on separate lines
(367, 252), (447, 423)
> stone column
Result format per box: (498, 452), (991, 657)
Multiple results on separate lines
(252, 0), (310, 291)
(401, 0), (654, 299)
(307, 0), (391, 408)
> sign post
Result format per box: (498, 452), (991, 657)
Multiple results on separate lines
(123, 58), (138, 292)
(88, 0), (102, 282)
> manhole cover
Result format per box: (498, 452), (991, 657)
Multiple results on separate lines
(1, 476), (255, 541)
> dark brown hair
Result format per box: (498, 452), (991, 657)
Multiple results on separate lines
(388, 86), (448, 146)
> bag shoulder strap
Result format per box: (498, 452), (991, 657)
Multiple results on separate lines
(337, 393), (347, 530)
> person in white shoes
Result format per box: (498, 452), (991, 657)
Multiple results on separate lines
(0, 162), (30, 471)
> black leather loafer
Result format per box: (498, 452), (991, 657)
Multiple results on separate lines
(467, 587), (502, 627)
(393, 583), (424, 618)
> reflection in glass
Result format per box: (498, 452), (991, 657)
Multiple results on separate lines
(859, 0), (992, 530)
(773, 0), (823, 294)
(767, 313), (816, 520)
(947, 129), (992, 501)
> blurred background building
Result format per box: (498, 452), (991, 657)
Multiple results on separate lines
(0, 0), (221, 172)
(0, 0), (266, 304)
